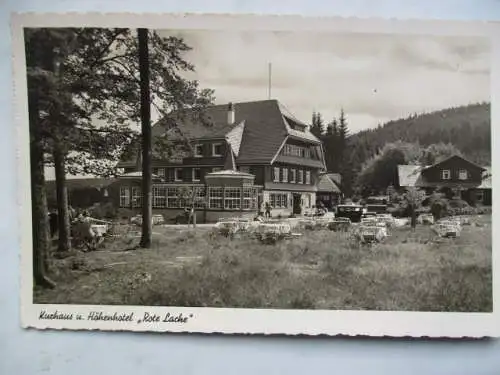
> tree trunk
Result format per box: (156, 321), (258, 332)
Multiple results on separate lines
(138, 28), (152, 248)
(410, 205), (417, 229)
(28, 93), (56, 289)
(53, 145), (71, 252)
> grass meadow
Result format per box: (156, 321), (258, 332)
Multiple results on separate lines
(34, 215), (493, 312)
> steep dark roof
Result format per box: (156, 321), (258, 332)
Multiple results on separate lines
(150, 99), (322, 165)
(422, 154), (486, 173)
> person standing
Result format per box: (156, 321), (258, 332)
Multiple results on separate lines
(265, 201), (272, 219)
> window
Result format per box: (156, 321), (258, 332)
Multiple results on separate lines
(119, 186), (130, 208)
(282, 168), (288, 183)
(192, 187), (206, 209)
(290, 169), (296, 183)
(212, 167), (222, 173)
(157, 168), (165, 177)
(305, 171), (311, 184)
(270, 193), (288, 208)
(131, 186), (142, 208)
(243, 187), (257, 210)
(167, 187), (179, 208)
(192, 168), (201, 182)
(208, 187), (223, 209)
(441, 169), (451, 180)
(212, 143), (223, 156)
(273, 167), (280, 182)
(239, 166), (250, 173)
(224, 187), (241, 210)
(194, 144), (204, 157)
(458, 169), (468, 180)
(298, 170), (304, 184)
(282, 144), (314, 158)
(174, 168), (183, 182)
(153, 186), (167, 208)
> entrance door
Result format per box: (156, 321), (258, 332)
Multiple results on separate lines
(292, 193), (302, 215)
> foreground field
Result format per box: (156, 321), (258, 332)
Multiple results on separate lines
(34, 215), (493, 312)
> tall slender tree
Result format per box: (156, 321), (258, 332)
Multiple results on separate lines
(25, 29), (57, 287)
(138, 28), (152, 248)
(310, 111), (323, 138)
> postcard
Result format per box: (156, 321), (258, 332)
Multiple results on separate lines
(12, 12), (500, 337)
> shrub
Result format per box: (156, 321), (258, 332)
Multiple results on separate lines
(430, 198), (449, 221)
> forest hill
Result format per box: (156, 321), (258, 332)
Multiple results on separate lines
(310, 102), (490, 197)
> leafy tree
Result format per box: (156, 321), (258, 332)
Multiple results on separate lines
(25, 28), (214, 268)
(356, 141), (421, 196)
(429, 192), (449, 221)
(403, 187), (426, 229)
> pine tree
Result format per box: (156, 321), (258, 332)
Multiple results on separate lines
(310, 111), (325, 138)
(25, 28), (214, 277)
(337, 108), (352, 195)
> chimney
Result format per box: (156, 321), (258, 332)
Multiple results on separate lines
(227, 102), (235, 125)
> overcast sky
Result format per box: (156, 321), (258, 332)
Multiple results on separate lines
(49, 29), (490, 181)
(158, 29), (490, 133)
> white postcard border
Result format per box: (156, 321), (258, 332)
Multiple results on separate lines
(12, 12), (500, 338)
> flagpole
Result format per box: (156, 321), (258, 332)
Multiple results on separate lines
(268, 62), (272, 99)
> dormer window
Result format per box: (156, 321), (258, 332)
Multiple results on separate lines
(194, 144), (203, 157)
(212, 143), (223, 157)
(441, 169), (451, 180)
(458, 169), (468, 180)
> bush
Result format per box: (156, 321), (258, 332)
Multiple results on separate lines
(430, 198), (449, 221)
(448, 197), (470, 209)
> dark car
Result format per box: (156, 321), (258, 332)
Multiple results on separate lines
(335, 204), (364, 223)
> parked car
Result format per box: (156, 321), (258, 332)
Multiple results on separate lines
(336, 204), (364, 223)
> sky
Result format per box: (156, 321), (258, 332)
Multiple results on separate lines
(47, 29), (491, 181)
(158, 29), (491, 133)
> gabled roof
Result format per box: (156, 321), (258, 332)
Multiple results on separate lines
(422, 154), (486, 173)
(317, 173), (342, 193)
(149, 99), (323, 165)
(398, 160), (491, 189)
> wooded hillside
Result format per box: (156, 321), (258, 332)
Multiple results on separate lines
(348, 102), (491, 168)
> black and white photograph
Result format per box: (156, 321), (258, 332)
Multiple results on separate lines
(14, 14), (500, 337)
